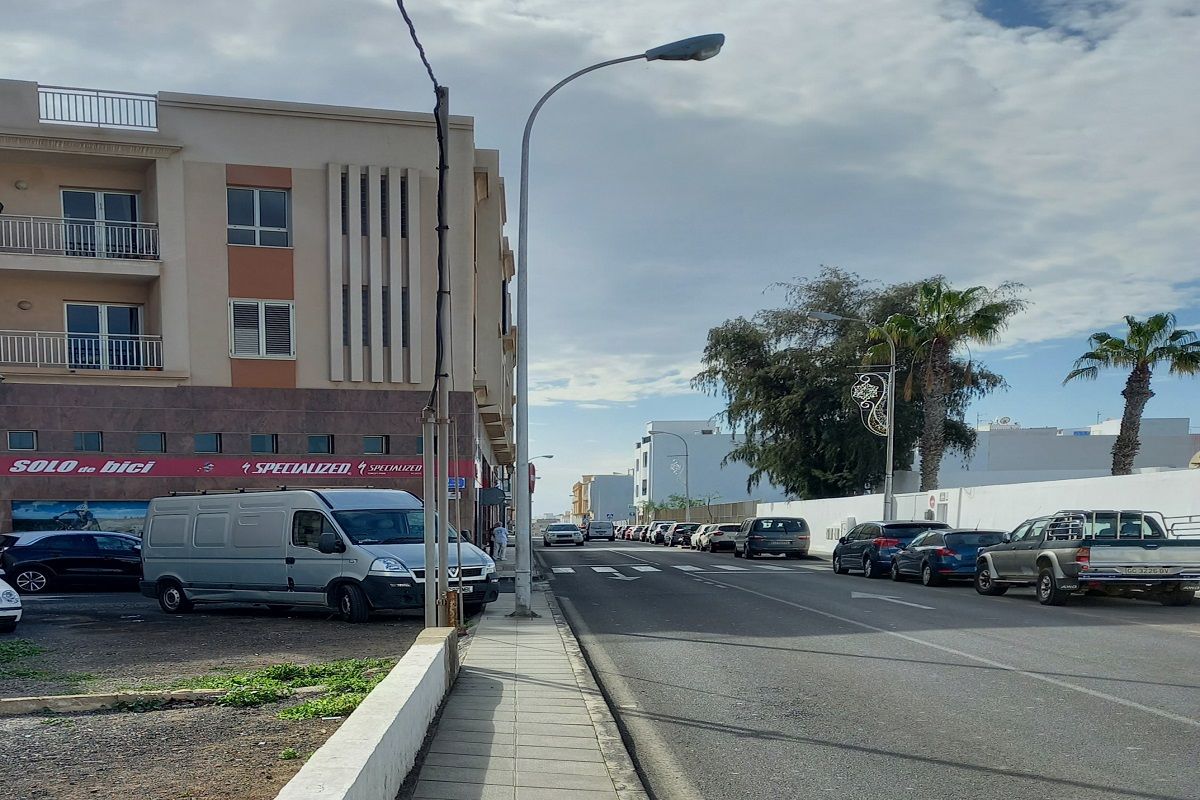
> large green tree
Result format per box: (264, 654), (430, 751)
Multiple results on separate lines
(694, 268), (1004, 499)
(1063, 313), (1200, 475)
(874, 279), (1026, 491)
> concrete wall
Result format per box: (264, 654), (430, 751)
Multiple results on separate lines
(760, 470), (1200, 556)
(586, 474), (634, 523)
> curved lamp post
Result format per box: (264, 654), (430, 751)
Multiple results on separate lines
(805, 311), (897, 521)
(513, 34), (726, 616)
(648, 430), (691, 522)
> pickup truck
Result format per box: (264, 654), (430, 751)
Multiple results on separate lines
(974, 510), (1200, 606)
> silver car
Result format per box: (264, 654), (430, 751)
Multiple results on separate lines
(543, 523), (584, 547)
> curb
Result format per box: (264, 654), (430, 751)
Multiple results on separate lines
(540, 583), (651, 800)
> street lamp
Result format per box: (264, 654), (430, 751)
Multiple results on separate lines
(648, 430), (690, 523)
(804, 311), (897, 521)
(513, 34), (726, 617)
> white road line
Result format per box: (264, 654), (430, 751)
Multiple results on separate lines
(754, 564), (790, 571)
(673, 565), (703, 572)
(551, 567), (576, 574)
(701, 575), (1200, 729)
(631, 566), (661, 572)
(590, 567), (618, 573)
(711, 565), (749, 571)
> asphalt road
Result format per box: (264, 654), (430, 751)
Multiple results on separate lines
(536, 540), (1200, 800)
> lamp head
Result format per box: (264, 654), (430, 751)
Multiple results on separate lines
(803, 311), (846, 322)
(645, 33), (725, 62)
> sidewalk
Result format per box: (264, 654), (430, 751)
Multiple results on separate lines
(404, 580), (648, 800)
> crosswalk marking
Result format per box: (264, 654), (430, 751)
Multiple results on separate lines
(591, 566), (618, 573)
(711, 565), (749, 571)
(673, 565), (703, 571)
(631, 565), (661, 572)
(552, 567), (575, 574)
(755, 564), (790, 571)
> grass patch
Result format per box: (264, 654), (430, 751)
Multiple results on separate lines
(0, 640), (48, 680)
(39, 716), (75, 728)
(277, 691), (368, 721)
(279, 747), (300, 761)
(114, 697), (167, 713)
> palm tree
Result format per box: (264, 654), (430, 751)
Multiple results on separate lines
(873, 279), (1026, 491)
(1063, 314), (1200, 475)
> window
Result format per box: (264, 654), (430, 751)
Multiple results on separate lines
(292, 511), (335, 549)
(363, 435), (388, 455)
(42, 534), (95, 552)
(642, 451), (648, 467)
(74, 431), (103, 452)
(251, 434), (278, 454)
(229, 300), (295, 358)
(227, 187), (289, 246)
(341, 286), (391, 346)
(95, 535), (139, 554)
(641, 479), (648, 495)
(7, 431), (36, 451)
(136, 432), (165, 453)
(65, 303), (145, 370)
(924, 533), (945, 547)
(195, 433), (222, 454)
(61, 189), (144, 258)
(340, 172), (405, 237)
(307, 435), (333, 455)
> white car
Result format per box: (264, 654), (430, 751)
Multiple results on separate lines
(0, 578), (22, 633)
(698, 523), (742, 552)
(543, 523), (584, 547)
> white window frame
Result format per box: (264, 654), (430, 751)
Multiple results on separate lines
(228, 299), (296, 359)
(7, 430), (37, 451)
(227, 187), (290, 247)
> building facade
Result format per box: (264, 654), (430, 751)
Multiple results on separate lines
(569, 473), (634, 526)
(631, 421), (789, 520)
(0, 80), (515, 533)
(902, 417), (1200, 491)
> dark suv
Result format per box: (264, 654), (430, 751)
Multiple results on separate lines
(833, 520), (950, 578)
(733, 517), (810, 559)
(0, 531), (143, 594)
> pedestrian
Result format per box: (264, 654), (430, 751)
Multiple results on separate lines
(485, 526), (495, 557)
(491, 521), (509, 562)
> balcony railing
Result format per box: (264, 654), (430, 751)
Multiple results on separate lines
(38, 85), (158, 131)
(0, 215), (159, 260)
(0, 330), (163, 371)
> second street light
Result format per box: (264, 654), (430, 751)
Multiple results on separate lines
(648, 430), (690, 523)
(512, 33), (726, 617)
(805, 311), (897, 521)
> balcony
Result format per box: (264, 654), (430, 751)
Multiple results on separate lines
(0, 215), (159, 260)
(0, 330), (163, 371)
(37, 85), (158, 131)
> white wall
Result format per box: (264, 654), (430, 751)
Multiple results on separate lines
(760, 470), (1200, 556)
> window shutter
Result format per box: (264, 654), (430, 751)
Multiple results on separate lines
(231, 301), (262, 356)
(263, 303), (294, 357)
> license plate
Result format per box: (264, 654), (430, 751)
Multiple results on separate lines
(1124, 567), (1170, 575)
(455, 585), (474, 594)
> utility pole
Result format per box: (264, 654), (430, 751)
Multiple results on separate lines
(434, 85), (451, 626)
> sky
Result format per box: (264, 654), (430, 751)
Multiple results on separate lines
(2, 0), (1197, 516)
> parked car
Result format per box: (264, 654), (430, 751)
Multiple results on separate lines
(832, 520), (951, 578)
(141, 489), (500, 621)
(628, 525), (644, 541)
(665, 522), (701, 547)
(587, 520), (616, 541)
(698, 523), (741, 552)
(0, 578), (21, 633)
(975, 510), (1200, 606)
(645, 521), (670, 543)
(732, 517), (810, 559)
(891, 529), (1008, 586)
(688, 525), (710, 549)
(545, 523), (585, 547)
(0, 531), (142, 594)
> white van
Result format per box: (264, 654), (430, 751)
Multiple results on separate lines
(586, 520), (615, 541)
(140, 488), (498, 622)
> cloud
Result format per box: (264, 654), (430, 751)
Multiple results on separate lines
(530, 352), (702, 406)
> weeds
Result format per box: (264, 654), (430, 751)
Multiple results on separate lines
(0, 640), (48, 680)
(39, 716), (75, 728)
(279, 748), (300, 760)
(277, 691), (368, 721)
(114, 697), (167, 712)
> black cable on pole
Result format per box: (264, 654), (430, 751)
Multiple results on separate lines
(394, 0), (448, 413)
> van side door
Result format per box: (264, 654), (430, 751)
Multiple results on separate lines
(288, 510), (344, 604)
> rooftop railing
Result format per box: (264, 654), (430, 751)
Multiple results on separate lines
(38, 85), (158, 131)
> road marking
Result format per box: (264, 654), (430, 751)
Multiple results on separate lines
(754, 564), (790, 571)
(711, 565), (749, 571)
(673, 565), (703, 572)
(591, 567), (618, 573)
(700, 576), (1200, 729)
(552, 567), (575, 574)
(610, 575), (640, 582)
(631, 566), (660, 572)
(851, 591), (935, 610)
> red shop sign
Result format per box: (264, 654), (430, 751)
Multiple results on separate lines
(1, 456), (474, 481)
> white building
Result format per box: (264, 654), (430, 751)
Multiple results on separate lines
(902, 417), (1200, 491)
(632, 421), (790, 510)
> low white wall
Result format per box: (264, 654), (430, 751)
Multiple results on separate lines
(761, 470), (1200, 556)
(275, 627), (458, 800)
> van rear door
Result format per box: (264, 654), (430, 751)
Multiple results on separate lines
(287, 510), (343, 604)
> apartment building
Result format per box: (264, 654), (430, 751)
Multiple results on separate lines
(0, 80), (515, 533)
(570, 473), (634, 526)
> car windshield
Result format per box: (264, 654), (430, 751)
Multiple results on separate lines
(548, 525), (578, 532)
(884, 525), (946, 541)
(332, 510), (457, 545)
(946, 532), (1007, 547)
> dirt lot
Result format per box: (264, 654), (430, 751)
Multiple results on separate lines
(0, 590), (424, 800)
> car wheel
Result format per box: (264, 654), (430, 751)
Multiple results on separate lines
(1036, 568), (1070, 606)
(13, 567), (51, 594)
(543, 541), (550, 547)
(862, 556), (878, 579)
(921, 563), (944, 587)
(833, 554), (848, 574)
(733, 545), (742, 558)
(744, 545), (755, 560)
(157, 580), (194, 614)
(0, 621), (16, 634)
(338, 583), (371, 623)
(890, 560), (905, 582)
(974, 566), (1007, 596)
(575, 541), (585, 547)
(464, 601), (485, 615)
(1161, 590), (1195, 607)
